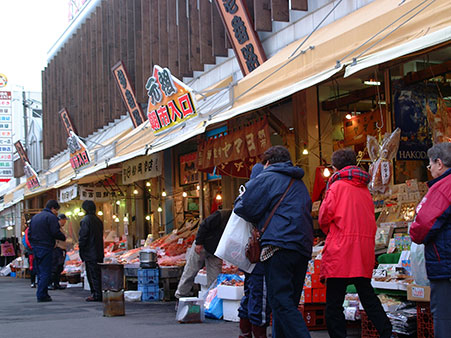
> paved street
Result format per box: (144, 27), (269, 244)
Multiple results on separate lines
(0, 277), (340, 338)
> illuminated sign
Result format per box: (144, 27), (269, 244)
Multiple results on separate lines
(215, 0), (266, 76)
(145, 65), (197, 134)
(112, 61), (146, 128)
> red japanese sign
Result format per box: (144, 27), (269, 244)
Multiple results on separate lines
(112, 61), (146, 128)
(59, 108), (76, 136)
(146, 65), (197, 134)
(198, 118), (271, 177)
(215, 0), (267, 76)
(14, 141), (41, 191)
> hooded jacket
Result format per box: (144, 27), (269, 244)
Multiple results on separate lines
(234, 161), (313, 258)
(410, 168), (451, 279)
(195, 209), (232, 255)
(78, 201), (104, 262)
(318, 166), (376, 279)
(29, 208), (66, 248)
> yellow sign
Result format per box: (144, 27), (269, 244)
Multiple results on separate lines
(0, 74), (7, 88)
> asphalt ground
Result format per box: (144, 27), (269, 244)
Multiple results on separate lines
(0, 276), (344, 338)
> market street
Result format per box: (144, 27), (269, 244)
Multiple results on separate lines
(0, 277), (347, 338)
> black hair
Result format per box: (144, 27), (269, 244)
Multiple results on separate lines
(331, 148), (357, 170)
(261, 145), (291, 165)
(58, 214), (67, 220)
(45, 200), (61, 210)
(82, 200), (96, 215)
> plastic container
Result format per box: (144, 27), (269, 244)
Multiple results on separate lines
(99, 263), (124, 291)
(138, 284), (160, 301)
(176, 297), (205, 323)
(138, 268), (159, 285)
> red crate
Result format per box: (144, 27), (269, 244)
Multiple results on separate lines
(303, 303), (327, 331)
(417, 302), (434, 338)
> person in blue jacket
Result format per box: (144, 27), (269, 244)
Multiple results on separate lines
(234, 145), (313, 338)
(29, 200), (66, 302)
(238, 163), (271, 338)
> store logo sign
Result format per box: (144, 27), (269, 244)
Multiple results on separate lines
(0, 74), (7, 88)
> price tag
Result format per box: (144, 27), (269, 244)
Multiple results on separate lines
(372, 269), (387, 278)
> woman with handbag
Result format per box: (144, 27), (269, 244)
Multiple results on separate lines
(235, 146), (314, 338)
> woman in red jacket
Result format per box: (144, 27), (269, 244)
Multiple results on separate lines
(319, 149), (392, 338)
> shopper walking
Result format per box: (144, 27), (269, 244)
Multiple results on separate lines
(28, 200), (66, 302)
(237, 163), (271, 338)
(49, 214), (68, 290)
(175, 209), (232, 301)
(234, 145), (313, 338)
(410, 142), (451, 338)
(78, 200), (104, 302)
(319, 149), (392, 338)
(22, 220), (36, 288)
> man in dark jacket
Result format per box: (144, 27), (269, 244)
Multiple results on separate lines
(29, 200), (66, 302)
(410, 142), (451, 337)
(78, 200), (104, 302)
(175, 209), (232, 300)
(234, 145), (313, 338)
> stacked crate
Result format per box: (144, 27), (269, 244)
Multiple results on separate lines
(138, 268), (160, 301)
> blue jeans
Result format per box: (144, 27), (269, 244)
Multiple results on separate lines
(33, 246), (53, 300)
(264, 249), (311, 338)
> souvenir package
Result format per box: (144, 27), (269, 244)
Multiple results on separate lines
(367, 128), (401, 195)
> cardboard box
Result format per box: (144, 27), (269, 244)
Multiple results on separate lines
(407, 284), (431, 302)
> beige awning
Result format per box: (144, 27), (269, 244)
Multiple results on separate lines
(207, 0), (451, 126)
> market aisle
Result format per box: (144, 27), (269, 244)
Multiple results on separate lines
(0, 277), (336, 338)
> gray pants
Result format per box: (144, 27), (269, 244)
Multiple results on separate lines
(430, 278), (451, 338)
(175, 241), (222, 298)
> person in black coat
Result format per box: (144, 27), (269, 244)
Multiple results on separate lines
(78, 200), (104, 302)
(29, 200), (66, 302)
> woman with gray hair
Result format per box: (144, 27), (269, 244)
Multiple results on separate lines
(410, 142), (451, 338)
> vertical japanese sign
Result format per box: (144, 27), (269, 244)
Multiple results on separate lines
(14, 141), (41, 191)
(146, 65), (197, 134)
(215, 0), (267, 76)
(111, 61), (146, 128)
(0, 91), (13, 182)
(59, 108), (92, 170)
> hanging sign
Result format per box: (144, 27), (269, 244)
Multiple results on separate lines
(79, 186), (118, 202)
(179, 152), (198, 186)
(15, 141), (41, 191)
(59, 108), (92, 170)
(122, 152), (162, 185)
(215, 0), (266, 76)
(112, 61), (146, 128)
(343, 110), (386, 146)
(145, 65), (197, 134)
(59, 184), (78, 203)
(198, 118), (271, 178)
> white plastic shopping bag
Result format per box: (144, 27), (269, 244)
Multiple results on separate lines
(215, 211), (255, 273)
(410, 242), (429, 286)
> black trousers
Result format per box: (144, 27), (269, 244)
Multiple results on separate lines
(51, 248), (66, 286)
(325, 277), (392, 338)
(85, 261), (102, 300)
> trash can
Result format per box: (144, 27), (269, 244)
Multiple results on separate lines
(99, 263), (125, 317)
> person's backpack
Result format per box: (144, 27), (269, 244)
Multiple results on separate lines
(22, 228), (32, 251)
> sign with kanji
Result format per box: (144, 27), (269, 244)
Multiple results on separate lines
(59, 184), (78, 203)
(122, 152), (162, 185)
(24, 162), (41, 191)
(112, 61), (146, 128)
(179, 152), (198, 186)
(198, 118), (271, 177)
(79, 186), (120, 202)
(1, 242), (15, 256)
(0, 91), (11, 105)
(0, 91), (13, 178)
(343, 109), (386, 146)
(14, 141), (30, 164)
(59, 108), (92, 170)
(215, 0), (266, 76)
(145, 65), (197, 134)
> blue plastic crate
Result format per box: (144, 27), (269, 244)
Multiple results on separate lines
(138, 284), (160, 301)
(138, 268), (159, 285)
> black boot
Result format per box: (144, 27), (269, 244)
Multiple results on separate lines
(239, 318), (252, 338)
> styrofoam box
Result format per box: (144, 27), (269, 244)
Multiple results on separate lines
(194, 271), (208, 286)
(124, 290), (142, 302)
(217, 284), (244, 300)
(223, 299), (240, 322)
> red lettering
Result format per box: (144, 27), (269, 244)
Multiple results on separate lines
(178, 93), (195, 117)
(147, 110), (161, 131)
(157, 106), (171, 127)
(167, 99), (183, 121)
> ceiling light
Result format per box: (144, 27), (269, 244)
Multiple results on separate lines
(182, 191), (187, 198)
(157, 206), (163, 213)
(116, 200), (121, 205)
(115, 218), (120, 223)
(363, 80), (381, 86)
(146, 182), (151, 187)
(302, 149), (309, 155)
(97, 211), (103, 216)
(216, 193), (222, 201)
(161, 190), (167, 197)
(123, 216), (128, 222)
(78, 212), (85, 217)
(196, 185), (200, 190)
(345, 113), (352, 120)
(74, 208), (80, 214)
(323, 168), (331, 177)
(133, 189), (139, 195)
(145, 215), (151, 221)
(66, 211), (73, 216)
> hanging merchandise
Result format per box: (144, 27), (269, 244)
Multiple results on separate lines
(426, 97), (451, 144)
(367, 128), (401, 195)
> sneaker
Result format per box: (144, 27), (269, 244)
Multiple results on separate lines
(37, 296), (52, 302)
(30, 283), (36, 288)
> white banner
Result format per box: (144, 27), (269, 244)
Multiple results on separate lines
(79, 186), (121, 202)
(122, 152), (162, 185)
(59, 184), (78, 203)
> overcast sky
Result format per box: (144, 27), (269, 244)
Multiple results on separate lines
(0, 0), (69, 92)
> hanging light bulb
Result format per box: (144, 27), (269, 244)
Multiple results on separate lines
(323, 167), (331, 177)
(161, 190), (167, 197)
(78, 211), (85, 217)
(66, 211), (73, 216)
(97, 210), (103, 216)
(157, 206), (163, 213)
(74, 208), (80, 214)
(196, 185), (200, 190)
(133, 189), (139, 195)
(145, 215), (151, 221)
(182, 191), (187, 198)
(112, 214), (117, 219)
(302, 148), (309, 155)
(146, 182), (151, 187)
(115, 217), (120, 223)
(123, 216), (128, 222)
(116, 200), (121, 206)
(216, 192), (222, 201)
(345, 113), (352, 120)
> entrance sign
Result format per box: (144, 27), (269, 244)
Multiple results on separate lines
(112, 61), (146, 128)
(215, 0), (267, 76)
(145, 65), (197, 134)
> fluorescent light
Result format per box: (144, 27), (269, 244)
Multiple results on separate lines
(364, 80), (381, 86)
